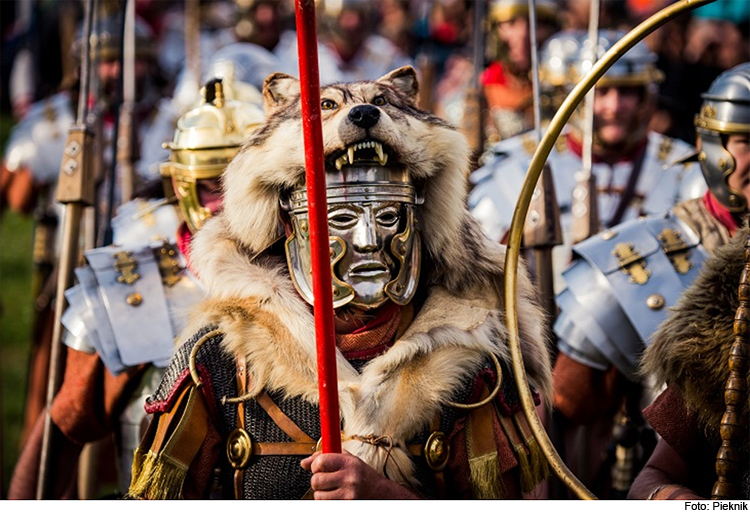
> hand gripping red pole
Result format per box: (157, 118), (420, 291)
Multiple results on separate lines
(294, 0), (341, 454)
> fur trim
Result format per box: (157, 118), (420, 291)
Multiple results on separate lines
(185, 214), (551, 486)
(186, 69), (552, 487)
(218, 66), (505, 296)
(641, 226), (749, 442)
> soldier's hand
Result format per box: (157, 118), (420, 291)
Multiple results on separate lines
(301, 451), (419, 500)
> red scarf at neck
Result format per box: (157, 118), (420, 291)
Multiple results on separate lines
(177, 223), (195, 275)
(335, 302), (402, 362)
(703, 191), (739, 236)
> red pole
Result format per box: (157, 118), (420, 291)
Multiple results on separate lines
(294, 0), (341, 454)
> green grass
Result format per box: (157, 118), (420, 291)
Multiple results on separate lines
(1, 111), (35, 498)
(0, 208), (34, 498)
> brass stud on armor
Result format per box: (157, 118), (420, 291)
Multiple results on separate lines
(424, 431), (450, 471)
(126, 293), (143, 306)
(227, 428), (253, 469)
(646, 294), (665, 310)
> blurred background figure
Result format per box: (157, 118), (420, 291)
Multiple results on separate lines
(7, 78), (265, 499)
(481, 0), (560, 142)
(313, 0), (413, 83)
(470, 30), (705, 289)
(1, 2), (167, 458)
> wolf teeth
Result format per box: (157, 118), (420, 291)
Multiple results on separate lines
(374, 143), (383, 163)
(336, 141), (387, 169)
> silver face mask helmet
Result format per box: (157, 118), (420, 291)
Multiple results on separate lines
(694, 62), (750, 212)
(282, 164), (422, 311)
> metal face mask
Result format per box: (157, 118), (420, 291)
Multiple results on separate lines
(282, 165), (422, 310)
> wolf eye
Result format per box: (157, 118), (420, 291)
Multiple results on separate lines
(372, 96), (387, 106)
(321, 99), (338, 110)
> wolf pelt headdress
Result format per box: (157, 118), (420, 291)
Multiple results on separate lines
(185, 66), (551, 482)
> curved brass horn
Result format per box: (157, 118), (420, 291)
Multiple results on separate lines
(503, 0), (718, 500)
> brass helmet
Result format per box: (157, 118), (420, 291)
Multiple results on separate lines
(162, 78), (265, 232)
(694, 62), (750, 212)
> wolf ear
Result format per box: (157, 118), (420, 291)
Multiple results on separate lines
(263, 72), (301, 113)
(377, 66), (419, 105)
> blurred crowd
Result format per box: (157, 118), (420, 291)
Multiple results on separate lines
(0, 0), (749, 502)
(2, 1), (748, 141)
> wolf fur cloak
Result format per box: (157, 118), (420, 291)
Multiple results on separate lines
(641, 226), (750, 499)
(127, 67), (552, 499)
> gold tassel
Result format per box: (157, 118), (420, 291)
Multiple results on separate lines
(513, 442), (536, 492)
(469, 452), (506, 499)
(126, 449), (158, 499)
(141, 453), (189, 500)
(523, 436), (550, 492)
(512, 413), (550, 492)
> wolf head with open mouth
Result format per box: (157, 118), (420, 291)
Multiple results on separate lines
(185, 67), (552, 437)
(217, 66), (509, 296)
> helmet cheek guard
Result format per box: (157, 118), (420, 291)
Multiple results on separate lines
(162, 79), (265, 233)
(696, 129), (743, 211)
(694, 63), (750, 212)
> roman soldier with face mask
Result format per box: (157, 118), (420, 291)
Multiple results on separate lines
(127, 66), (552, 500)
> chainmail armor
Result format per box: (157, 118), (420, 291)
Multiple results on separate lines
(673, 198), (733, 255)
(148, 326), (524, 499)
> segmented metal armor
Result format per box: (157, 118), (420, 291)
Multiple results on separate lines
(139, 325), (524, 499)
(469, 30), (707, 291)
(61, 199), (204, 492)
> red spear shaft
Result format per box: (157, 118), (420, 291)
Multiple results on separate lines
(294, 0), (341, 454)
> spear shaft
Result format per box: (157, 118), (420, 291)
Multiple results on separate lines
(294, 0), (341, 454)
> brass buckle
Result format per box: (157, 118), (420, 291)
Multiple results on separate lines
(156, 241), (182, 286)
(113, 251), (140, 284)
(613, 242), (650, 285)
(424, 431), (450, 471)
(227, 428), (253, 470)
(658, 228), (693, 274)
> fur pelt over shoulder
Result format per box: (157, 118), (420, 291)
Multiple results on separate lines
(184, 67), (551, 486)
(641, 226), (749, 444)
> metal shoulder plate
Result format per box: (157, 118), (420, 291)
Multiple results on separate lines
(554, 212), (708, 380)
(469, 130), (577, 242)
(62, 237), (204, 375)
(636, 132), (707, 216)
(2, 93), (75, 184)
(112, 199), (182, 247)
(468, 133), (535, 241)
